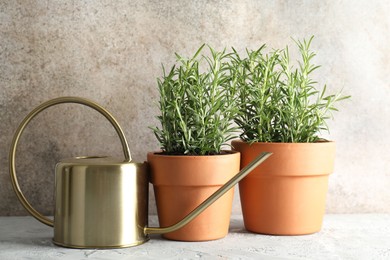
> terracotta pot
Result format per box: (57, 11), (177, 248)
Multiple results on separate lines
(232, 140), (335, 235)
(147, 151), (240, 241)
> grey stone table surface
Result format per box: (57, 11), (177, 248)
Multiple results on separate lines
(0, 215), (389, 260)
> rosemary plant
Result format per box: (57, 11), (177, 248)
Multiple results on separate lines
(151, 44), (239, 155)
(233, 37), (350, 143)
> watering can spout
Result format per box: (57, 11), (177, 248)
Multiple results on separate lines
(144, 152), (272, 235)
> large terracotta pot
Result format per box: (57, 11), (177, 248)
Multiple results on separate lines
(147, 151), (240, 241)
(232, 140), (335, 235)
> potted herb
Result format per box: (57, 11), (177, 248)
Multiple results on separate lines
(231, 37), (350, 235)
(148, 45), (240, 241)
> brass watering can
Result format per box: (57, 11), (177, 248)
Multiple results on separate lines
(9, 97), (271, 249)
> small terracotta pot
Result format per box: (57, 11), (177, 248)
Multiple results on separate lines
(147, 151), (240, 241)
(232, 140), (335, 235)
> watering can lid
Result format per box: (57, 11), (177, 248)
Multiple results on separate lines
(58, 156), (145, 166)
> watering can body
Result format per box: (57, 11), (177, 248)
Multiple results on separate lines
(54, 157), (149, 248)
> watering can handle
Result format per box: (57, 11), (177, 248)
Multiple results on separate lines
(9, 96), (131, 227)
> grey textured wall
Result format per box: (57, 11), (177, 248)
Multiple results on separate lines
(1, 1), (389, 216)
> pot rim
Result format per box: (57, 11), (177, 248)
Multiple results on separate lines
(147, 150), (241, 186)
(231, 139), (335, 177)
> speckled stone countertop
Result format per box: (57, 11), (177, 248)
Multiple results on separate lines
(1, 215), (389, 259)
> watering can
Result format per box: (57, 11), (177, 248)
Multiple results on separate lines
(9, 96), (272, 249)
